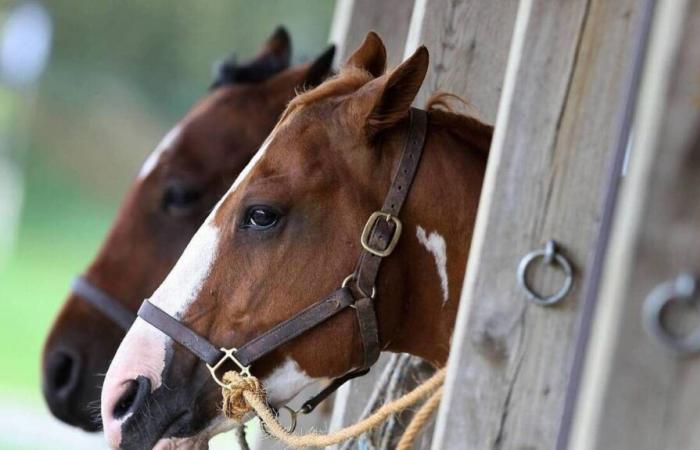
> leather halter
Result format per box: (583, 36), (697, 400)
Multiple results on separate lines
(71, 276), (136, 331)
(138, 108), (428, 416)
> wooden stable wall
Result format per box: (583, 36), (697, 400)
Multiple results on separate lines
(569, 1), (700, 449)
(432, 0), (644, 449)
(406, 0), (519, 122)
(329, 0), (414, 68)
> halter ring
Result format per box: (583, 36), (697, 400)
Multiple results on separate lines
(361, 212), (402, 257)
(206, 347), (251, 389)
(262, 405), (301, 435)
(342, 274), (376, 301)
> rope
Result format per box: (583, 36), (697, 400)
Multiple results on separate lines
(395, 387), (443, 450)
(233, 424), (250, 450)
(341, 354), (410, 450)
(221, 367), (445, 449)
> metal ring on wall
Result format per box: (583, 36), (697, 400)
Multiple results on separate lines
(643, 273), (700, 355)
(517, 240), (574, 306)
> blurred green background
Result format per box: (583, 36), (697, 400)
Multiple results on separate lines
(0, 1), (334, 448)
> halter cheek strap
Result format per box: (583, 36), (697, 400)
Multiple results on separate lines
(71, 276), (136, 331)
(137, 108), (429, 414)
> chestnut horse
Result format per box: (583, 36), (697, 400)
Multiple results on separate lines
(101, 32), (492, 449)
(41, 27), (334, 431)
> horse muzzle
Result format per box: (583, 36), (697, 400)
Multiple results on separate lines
(101, 318), (217, 449)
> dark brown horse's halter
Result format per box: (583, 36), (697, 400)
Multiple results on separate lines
(137, 108), (428, 426)
(71, 276), (136, 331)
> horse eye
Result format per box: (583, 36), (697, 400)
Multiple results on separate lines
(162, 185), (201, 216)
(244, 207), (279, 230)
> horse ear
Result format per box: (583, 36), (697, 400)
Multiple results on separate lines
(345, 32), (386, 77)
(255, 26), (292, 67)
(364, 46), (429, 137)
(211, 26), (291, 89)
(302, 45), (336, 88)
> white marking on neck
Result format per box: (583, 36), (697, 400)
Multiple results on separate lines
(262, 358), (320, 407)
(138, 125), (182, 179)
(416, 225), (449, 304)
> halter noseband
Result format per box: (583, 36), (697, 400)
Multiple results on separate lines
(137, 108), (428, 419)
(71, 276), (136, 331)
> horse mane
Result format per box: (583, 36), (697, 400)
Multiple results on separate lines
(281, 66), (374, 121)
(281, 69), (493, 155)
(210, 52), (290, 89)
(426, 92), (493, 156)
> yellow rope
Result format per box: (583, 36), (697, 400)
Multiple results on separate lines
(395, 386), (443, 450)
(221, 367), (445, 449)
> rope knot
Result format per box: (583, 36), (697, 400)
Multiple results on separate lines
(221, 371), (264, 421)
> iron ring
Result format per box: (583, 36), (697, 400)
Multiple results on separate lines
(517, 240), (573, 306)
(261, 405), (298, 435)
(643, 273), (700, 355)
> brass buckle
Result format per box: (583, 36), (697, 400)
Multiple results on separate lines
(206, 347), (251, 389)
(360, 212), (402, 258)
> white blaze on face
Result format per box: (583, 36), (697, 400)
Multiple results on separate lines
(138, 125), (182, 179)
(416, 225), (449, 304)
(102, 128), (280, 447)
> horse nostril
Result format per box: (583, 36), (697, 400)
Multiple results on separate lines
(113, 376), (151, 420)
(46, 349), (81, 399)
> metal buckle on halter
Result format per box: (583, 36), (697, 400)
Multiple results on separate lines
(206, 347), (251, 389)
(360, 211), (402, 257)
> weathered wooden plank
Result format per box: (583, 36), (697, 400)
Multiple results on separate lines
(329, 0), (414, 68)
(406, 0), (519, 123)
(568, 1), (700, 449)
(431, 0), (643, 448)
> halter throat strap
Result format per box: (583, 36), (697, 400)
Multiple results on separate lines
(137, 108), (429, 411)
(71, 276), (136, 331)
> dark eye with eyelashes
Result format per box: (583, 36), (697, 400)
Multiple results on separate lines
(242, 206), (280, 230)
(161, 184), (202, 217)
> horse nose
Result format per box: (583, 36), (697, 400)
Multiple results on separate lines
(102, 375), (151, 447)
(44, 348), (82, 405)
(113, 376), (151, 420)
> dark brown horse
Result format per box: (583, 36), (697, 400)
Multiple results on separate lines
(101, 32), (492, 449)
(41, 27), (334, 431)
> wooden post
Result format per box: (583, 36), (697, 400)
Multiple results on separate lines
(568, 1), (700, 449)
(431, 0), (645, 449)
(406, 0), (519, 122)
(329, 0), (414, 68)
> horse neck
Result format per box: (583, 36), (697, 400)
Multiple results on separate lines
(379, 111), (489, 366)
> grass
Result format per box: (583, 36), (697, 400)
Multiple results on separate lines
(0, 156), (116, 397)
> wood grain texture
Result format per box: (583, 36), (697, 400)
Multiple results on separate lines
(409, 0), (519, 123)
(330, 0), (414, 68)
(431, 0), (643, 448)
(568, 1), (700, 449)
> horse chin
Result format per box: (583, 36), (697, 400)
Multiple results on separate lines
(148, 416), (236, 450)
(153, 437), (209, 450)
(153, 415), (235, 450)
